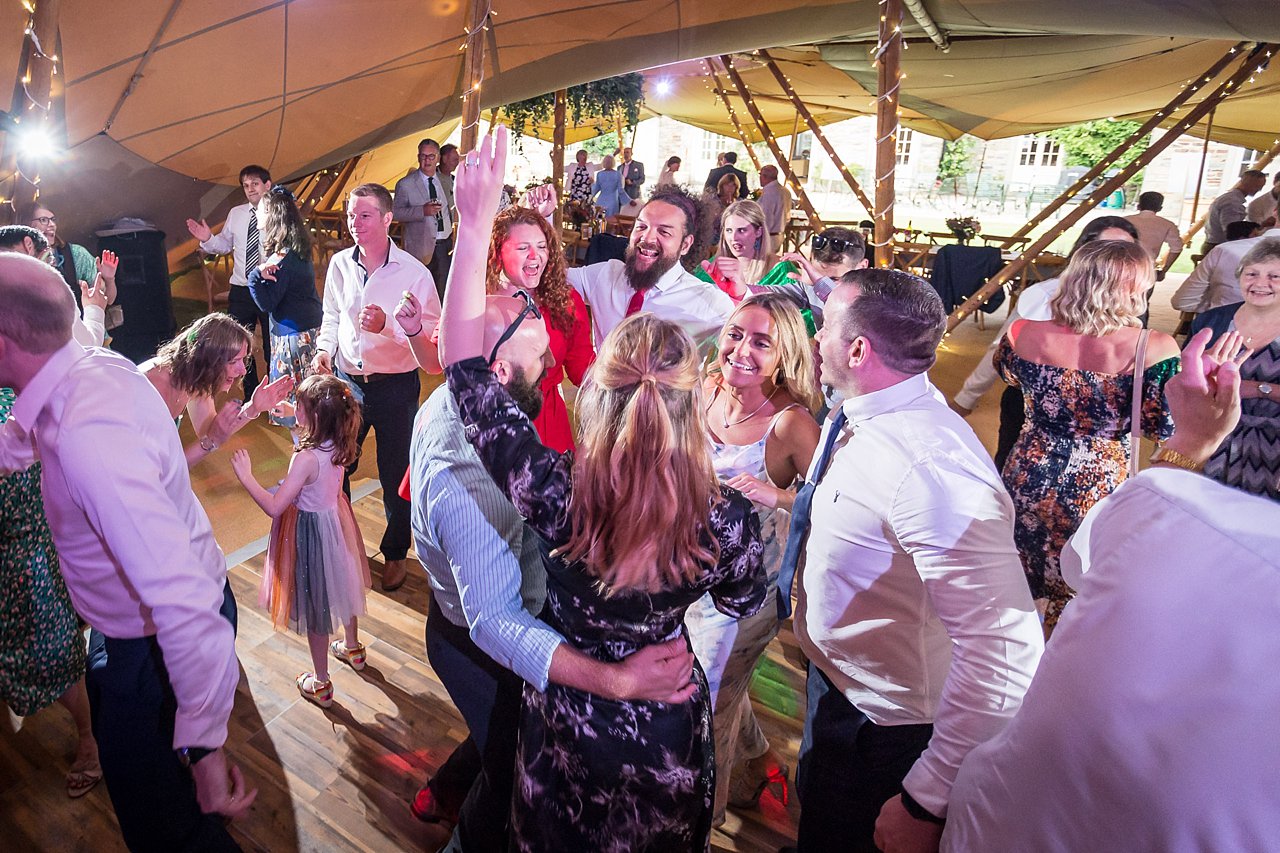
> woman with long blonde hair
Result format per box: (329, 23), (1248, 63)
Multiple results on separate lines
(686, 292), (821, 824)
(440, 129), (766, 852)
(997, 239), (1179, 633)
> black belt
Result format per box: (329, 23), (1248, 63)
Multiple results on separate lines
(347, 371), (409, 385)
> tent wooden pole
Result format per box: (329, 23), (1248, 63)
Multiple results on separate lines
(1188, 107), (1216, 222)
(299, 159), (355, 219)
(6, 0), (62, 213)
(760, 49), (873, 215)
(705, 61), (763, 172)
(873, 0), (904, 267)
(999, 41), (1248, 249)
(551, 89), (566, 231)
(459, 0), (488, 153)
(1182, 137), (1280, 246)
(316, 156), (361, 212)
(719, 55), (823, 230)
(947, 43), (1276, 332)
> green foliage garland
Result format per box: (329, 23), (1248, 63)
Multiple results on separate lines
(501, 73), (645, 144)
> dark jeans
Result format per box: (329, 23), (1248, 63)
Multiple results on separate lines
(86, 582), (240, 853)
(428, 236), (453, 301)
(795, 664), (934, 853)
(993, 384), (1025, 474)
(227, 285), (270, 400)
(425, 594), (523, 852)
(341, 369), (418, 561)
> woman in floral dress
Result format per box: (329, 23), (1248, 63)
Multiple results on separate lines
(997, 240), (1179, 634)
(442, 130), (767, 852)
(0, 388), (101, 798)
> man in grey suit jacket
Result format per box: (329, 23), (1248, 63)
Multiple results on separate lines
(619, 147), (645, 200)
(393, 138), (453, 298)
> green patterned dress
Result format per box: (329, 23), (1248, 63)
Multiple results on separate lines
(0, 387), (85, 715)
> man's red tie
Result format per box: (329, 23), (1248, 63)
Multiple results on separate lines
(625, 289), (645, 317)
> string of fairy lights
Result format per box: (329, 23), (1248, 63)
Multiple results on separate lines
(870, 0), (904, 258)
(457, 0), (494, 135)
(7, 0), (60, 209)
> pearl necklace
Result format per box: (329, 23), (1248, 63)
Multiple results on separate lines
(721, 388), (776, 429)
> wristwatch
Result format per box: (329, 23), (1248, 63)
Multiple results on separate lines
(177, 746), (214, 767)
(1150, 445), (1204, 472)
(1259, 383), (1273, 397)
(199, 434), (219, 453)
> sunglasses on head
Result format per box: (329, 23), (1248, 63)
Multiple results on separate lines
(487, 290), (542, 366)
(811, 234), (859, 254)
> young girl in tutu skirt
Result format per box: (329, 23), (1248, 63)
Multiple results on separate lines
(232, 374), (371, 708)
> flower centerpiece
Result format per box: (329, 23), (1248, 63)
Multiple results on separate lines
(945, 216), (981, 244)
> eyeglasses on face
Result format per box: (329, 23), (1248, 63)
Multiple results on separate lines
(32, 215), (56, 225)
(487, 290), (542, 366)
(811, 234), (858, 254)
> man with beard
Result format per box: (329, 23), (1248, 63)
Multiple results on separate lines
(404, 293), (698, 849)
(569, 187), (733, 354)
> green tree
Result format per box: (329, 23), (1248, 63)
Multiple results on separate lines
(1047, 119), (1149, 169)
(936, 136), (976, 192)
(582, 132), (619, 158)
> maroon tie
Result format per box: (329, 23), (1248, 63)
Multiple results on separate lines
(625, 289), (645, 317)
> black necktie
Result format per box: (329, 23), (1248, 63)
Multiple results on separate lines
(427, 176), (444, 234)
(775, 408), (847, 619)
(246, 209), (260, 271)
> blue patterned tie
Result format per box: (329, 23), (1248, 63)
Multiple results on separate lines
(775, 408), (847, 619)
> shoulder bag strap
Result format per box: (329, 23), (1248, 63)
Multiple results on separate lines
(1129, 328), (1152, 477)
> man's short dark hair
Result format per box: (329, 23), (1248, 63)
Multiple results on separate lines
(0, 224), (46, 252)
(723, 151), (738, 165)
(418, 138), (440, 152)
(813, 226), (866, 267)
(1243, 169), (1267, 181)
(239, 164), (271, 184)
(645, 185), (704, 268)
(836, 268), (945, 375)
(1226, 220), (1260, 242)
(350, 182), (394, 215)
(1137, 191), (1164, 212)
(440, 143), (458, 157)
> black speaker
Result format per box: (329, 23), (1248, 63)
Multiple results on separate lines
(97, 229), (174, 363)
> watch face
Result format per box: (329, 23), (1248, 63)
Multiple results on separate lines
(1261, 383), (1274, 396)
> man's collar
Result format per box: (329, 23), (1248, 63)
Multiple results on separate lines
(353, 237), (396, 271)
(839, 371), (932, 425)
(644, 259), (690, 294)
(10, 340), (86, 432)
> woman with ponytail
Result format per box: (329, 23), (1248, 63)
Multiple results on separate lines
(441, 129), (767, 852)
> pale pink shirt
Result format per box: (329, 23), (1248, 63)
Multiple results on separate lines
(317, 239), (442, 375)
(0, 342), (237, 750)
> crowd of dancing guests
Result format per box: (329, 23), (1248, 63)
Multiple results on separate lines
(1, 128), (1278, 853)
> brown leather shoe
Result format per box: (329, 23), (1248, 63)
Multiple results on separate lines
(381, 558), (407, 591)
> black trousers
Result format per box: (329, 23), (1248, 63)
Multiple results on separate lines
(795, 664), (934, 853)
(341, 369), (418, 561)
(993, 384), (1025, 474)
(226, 285), (270, 399)
(425, 594), (523, 852)
(85, 582), (240, 853)
(427, 236), (454, 301)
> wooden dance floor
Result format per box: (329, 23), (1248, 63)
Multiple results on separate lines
(0, 489), (805, 852)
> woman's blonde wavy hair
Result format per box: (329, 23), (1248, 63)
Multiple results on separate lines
(709, 292), (823, 414)
(561, 314), (721, 593)
(1050, 240), (1153, 336)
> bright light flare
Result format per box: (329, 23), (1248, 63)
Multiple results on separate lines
(654, 78), (673, 96)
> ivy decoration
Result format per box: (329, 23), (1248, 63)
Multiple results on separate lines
(500, 73), (645, 148)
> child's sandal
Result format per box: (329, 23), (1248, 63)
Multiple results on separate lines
(296, 672), (333, 708)
(330, 639), (367, 672)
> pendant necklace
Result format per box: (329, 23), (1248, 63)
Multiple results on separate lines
(722, 388), (776, 429)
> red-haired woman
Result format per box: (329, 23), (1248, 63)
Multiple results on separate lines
(485, 206), (594, 452)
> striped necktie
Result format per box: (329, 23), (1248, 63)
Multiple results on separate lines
(246, 209), (260, 271)
(775, 408), (847, 619)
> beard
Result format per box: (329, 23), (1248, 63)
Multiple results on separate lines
(505, 366), (545, 420)
(625, 241), (680, 292)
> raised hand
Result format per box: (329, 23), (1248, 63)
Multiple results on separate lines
(96, 249), (119, 280)
(250, 375), (294, 417)
(79, 278), (109, 311)
(359, 303), (387, 333)
(393, 290), (423, 336)
(453, 127), (510, 225)
(781, 251), (821, 286)
(521, 183), (558, 220)
(186, 218), (213, 242)
(1162, 328), (1243, 463)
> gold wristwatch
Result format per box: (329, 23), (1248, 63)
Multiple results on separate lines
(1150, 445), (1203, 472)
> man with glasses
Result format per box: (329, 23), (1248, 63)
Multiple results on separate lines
(312, 182), (441, 592)
(394, 138), (453, 299)
(0, 225), (111, 347)
(405, 289), (698, 849)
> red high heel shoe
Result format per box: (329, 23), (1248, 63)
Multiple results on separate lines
(729, 762), (790, 809)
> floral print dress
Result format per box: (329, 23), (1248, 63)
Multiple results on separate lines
(446, 357), (767, 853)
(996, 339), (1176, 629)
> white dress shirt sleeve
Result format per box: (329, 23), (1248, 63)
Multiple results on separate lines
(1172, 253), (1216, 312)
(317, 257), (344, 355)
(567, 264), (593, 304)
(953, 305), (1025, 410)
(74, 305), (107, 348)
(428, 468), (563, 689)
(890, 458), (1044, 817)
(0, 418), (37, 473)
(57, 408), (239, 750)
